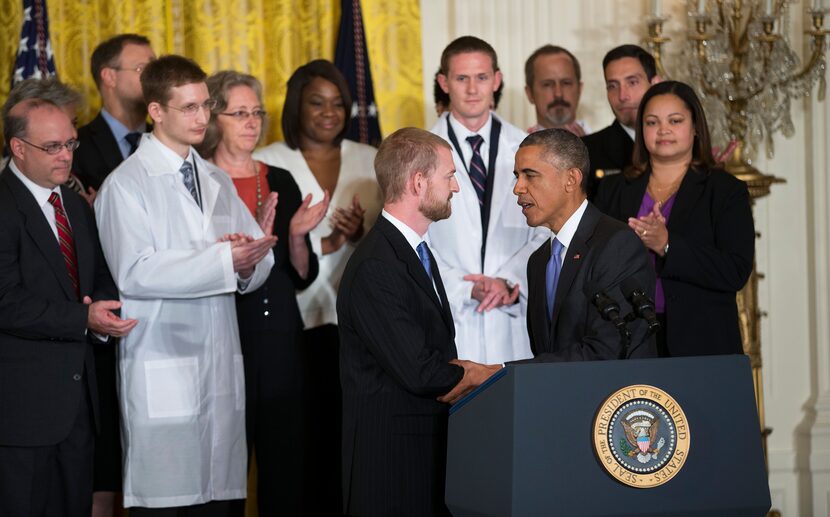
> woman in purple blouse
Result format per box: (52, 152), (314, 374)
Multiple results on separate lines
(594, 81), (754, 358)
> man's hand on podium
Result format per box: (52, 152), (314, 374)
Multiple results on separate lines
(438, 359), (502, 405)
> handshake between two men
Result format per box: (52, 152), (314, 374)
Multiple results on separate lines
(438, 359), (503, 405)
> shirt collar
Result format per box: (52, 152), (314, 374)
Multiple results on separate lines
(621, 123), (636, 141)
(8, 158), (61, 208)
(147, 133), (194, 173)
(551, 198), (589, 250)
(448, 111), (493, 144)
(382, 209), (426, 254)
(101, 109), (131, 145)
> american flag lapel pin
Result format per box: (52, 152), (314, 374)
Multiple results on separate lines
(573, 253), (581, 260)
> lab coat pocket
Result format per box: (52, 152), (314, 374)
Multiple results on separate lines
(234, 354), (245, 411)
(144, 357), (201, 418)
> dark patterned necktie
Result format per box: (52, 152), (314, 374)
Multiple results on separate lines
(179, 161), (200, 207)
(48, 192), (80, 299)
(466, 134), (487, 207)
(125, 132), (142, 155)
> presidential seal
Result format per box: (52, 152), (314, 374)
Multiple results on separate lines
(592, 384), (690, 488)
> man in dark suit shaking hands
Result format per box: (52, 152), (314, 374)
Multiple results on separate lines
(0, 98), (138, 516)
(514, 128), (656, 362)
(337, 127), (501, 516)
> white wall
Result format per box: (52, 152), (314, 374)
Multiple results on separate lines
(420, 1), (830, 515)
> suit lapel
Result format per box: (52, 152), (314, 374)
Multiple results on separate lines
(2, 170), (76, 300)
(620, 171), (649, 219)
(549, 205), (599, 344)
(376, 217), (451, 331)
(528, 248), (550, 353)
(666, 168), (706, 233)
(89, 113), (126, 173)
(613, 120), (634, 168)
(427, 246), (455, 335)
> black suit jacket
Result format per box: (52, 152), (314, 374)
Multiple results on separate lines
(337, 215), (464, 517)
(581, 120), (634, 200)
(0, 167), (117, 446)
(73, 112), (127, 191)
(525, 203), (656, 361)
(594, 167), (754, 356)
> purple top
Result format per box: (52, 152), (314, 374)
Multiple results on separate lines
(637, 191), (677, 313)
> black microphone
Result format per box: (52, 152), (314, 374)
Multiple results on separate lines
(620, 277), (662, 336)
(585, 283), (631, 359)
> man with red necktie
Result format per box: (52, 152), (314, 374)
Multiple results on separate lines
(0, 98), (137, 517)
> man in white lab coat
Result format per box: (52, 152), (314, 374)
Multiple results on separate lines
(430, 36), (548, 365)
(95, 55), (276, 515)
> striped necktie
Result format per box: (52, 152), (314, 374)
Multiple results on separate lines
(48, 192), (80, 299)
(466, 134), (487, 208)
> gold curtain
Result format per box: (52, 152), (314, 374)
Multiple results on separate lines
(0, 0), (424, 143)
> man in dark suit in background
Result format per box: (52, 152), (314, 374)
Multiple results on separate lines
(337, 127), (501, 516)
(0, 98), (137, 516)
(72, 34), (154, 515)
(73, 33), (155, 192)
(581, 44), (660, 199)
(514, 128), (656, 361)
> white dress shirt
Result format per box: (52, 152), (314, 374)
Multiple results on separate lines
(550, 199), (589, 266)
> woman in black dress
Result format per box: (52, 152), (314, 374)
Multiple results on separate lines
(198, 71), (329, 515)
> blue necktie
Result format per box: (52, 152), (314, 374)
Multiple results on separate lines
(417, 241), (433, 281)
(546, 238), (564, 321)
(466, 134), (487, 208)
(179, 161), (200, 207)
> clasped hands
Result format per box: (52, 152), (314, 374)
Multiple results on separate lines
(438, 359), (503, 405)
(220, 230), (278, 279)
(627, 203), (669, 257)
(464, 274), (520, 313)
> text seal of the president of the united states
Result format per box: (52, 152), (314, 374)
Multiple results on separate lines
(592, 384), (690, 488)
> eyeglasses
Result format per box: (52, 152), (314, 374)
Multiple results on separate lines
(217, 110), (267, 121)
(112, 63), (150, 74)
(162, 99), (218, 116)
(17, 137), (80, 155)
